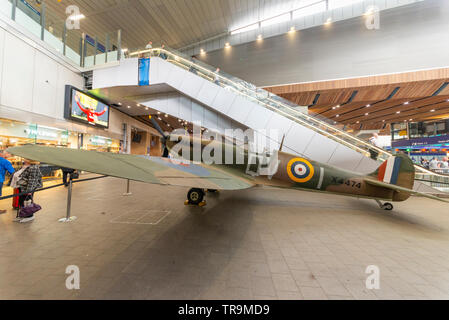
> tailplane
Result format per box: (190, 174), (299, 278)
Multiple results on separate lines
(369, 153), (415, 189)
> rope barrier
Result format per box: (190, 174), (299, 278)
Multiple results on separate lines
(0, 175), (109, 201)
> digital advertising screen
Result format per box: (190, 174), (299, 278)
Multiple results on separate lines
(64, 86), (110, 128)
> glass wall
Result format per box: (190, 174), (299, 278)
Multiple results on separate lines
(393, 120), (449, 141)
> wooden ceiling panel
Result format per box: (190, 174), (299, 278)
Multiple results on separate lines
(312, 89), (354, 107)
(282, 92), (317, 106)
(270, 70), (449, 130)
(393, 80), (445, 99)
(351, 86), (393, 102)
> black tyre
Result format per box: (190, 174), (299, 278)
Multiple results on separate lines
(187, 188), (204, 205)
(383, 203), (394, 211)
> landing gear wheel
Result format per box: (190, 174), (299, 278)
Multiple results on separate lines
(381, 203), (394, 211)
(187, 188), (205, 206)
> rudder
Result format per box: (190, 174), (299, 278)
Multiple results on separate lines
(370, 153), (415, 190)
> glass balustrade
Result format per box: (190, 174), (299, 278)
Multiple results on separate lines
(1, 0), (120, 68)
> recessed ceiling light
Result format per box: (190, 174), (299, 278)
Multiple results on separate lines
(431, 109), (435, 112)
(365, 113), (369, 116)
(356, 121), (360, 124)
(165, 114), (168, 118)
(288, 26), (296, 33)
(404, 101), (409, 105)
(409, 119), (413, 121)
(382, 120), (385, 122)
(336, 105), (340, 108)
(200, 48), (206, 55)
(137, 104), (141, 107)
(396, 111), (401, 114)
(325, 17), (332, 25)
(158, 117), (162, 120)
(225, 42), (231, 49)
(145, 107), (149, 110)
(157, 111), (161, 114)
(366, 104), (371, 107)
(336, 115), (340, 118)
(118, 102), (122, 106)
(167, 124), (170, 127)
(127, 106), (131, 109)
(257, 34), (263, 41)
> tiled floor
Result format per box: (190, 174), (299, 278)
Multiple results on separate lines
(1, 176), (449, 300)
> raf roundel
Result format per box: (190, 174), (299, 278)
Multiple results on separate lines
(287, 158), (315, 183)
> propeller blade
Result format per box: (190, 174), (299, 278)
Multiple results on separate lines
(149, 115), (167, 140)
(149, 115), (170, 158)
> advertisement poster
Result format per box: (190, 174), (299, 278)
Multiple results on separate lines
(139, 58), (150, 86)
(71, 90), (110, 128)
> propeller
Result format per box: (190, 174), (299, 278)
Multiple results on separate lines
(149, 115), (169, 158)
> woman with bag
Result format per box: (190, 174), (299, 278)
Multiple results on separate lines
(16, 160), (43, 223)
(10, 160), (29, 210)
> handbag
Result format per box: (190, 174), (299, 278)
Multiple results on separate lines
(19, 195), (42, 218)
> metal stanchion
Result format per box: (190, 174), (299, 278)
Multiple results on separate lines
(123, 179), (132, 196)
(59, 176), (77, 222)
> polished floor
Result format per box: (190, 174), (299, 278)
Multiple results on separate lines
(1, 176), (449, 300)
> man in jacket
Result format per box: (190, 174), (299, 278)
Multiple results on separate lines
(0, 151), (15, 214)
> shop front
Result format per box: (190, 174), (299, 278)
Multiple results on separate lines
(0, 118), (121, 179)
(84, 134), (120, 153)
(0, 118), (78, 179)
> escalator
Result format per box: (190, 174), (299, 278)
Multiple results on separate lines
(91, 46), (449, 192)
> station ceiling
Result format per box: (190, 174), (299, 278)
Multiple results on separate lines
(265, 68), (449, 130)
(44, 0), (305, 50)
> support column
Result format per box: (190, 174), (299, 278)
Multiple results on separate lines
(40, 3), (46, 41)
(62, 22), (67, 56)
(11, 0), (17, 20)
(94, 36), (98, 65)
(105, 34), (110, 63)
(123, 179), (132, 196)
(117, 29), (122, 60)
(59, 177), (77, 222)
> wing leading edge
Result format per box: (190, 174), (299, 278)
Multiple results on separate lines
(7, 145), (254, 191)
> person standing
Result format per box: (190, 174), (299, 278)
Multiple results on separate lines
(16, 160), (42, 222)
(213, 68), (221, 85)
(440, 157), (449, 170)
(429, 157), (439, 170)
(0, 151), (15, 214)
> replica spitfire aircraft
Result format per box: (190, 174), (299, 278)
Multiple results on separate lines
(7, 117), (448, 211)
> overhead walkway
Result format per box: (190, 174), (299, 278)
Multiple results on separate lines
(91, 47), (446, 192)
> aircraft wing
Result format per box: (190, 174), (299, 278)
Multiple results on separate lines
(364, 178), (449, 203)
(7, 145), (255, 191)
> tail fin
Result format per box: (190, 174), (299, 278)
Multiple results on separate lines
(369, 153), (415, 189)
